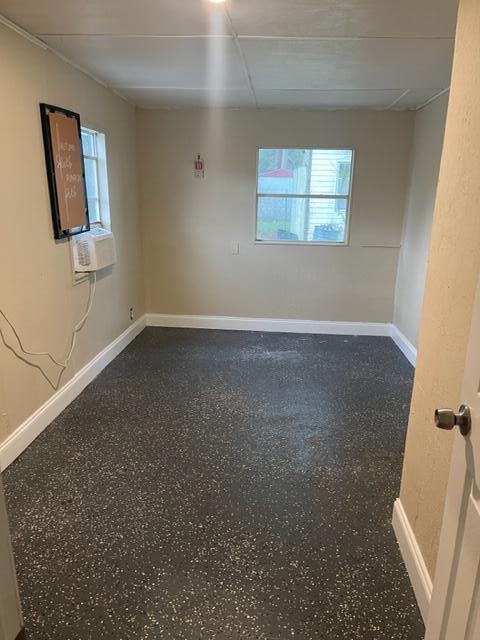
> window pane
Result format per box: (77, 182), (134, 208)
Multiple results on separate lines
(83, 157), (100, 223)
(81, 130), (96, 156)
(83, 157), (99, 200)
(257, 196), (348, 243)
(87, 197), (100, 223)
(310, 149), (353, 196)
(257, 148), (353, 196)
(258, 149), (311, 195)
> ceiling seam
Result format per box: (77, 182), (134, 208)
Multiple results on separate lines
(111, 86), (445, 93)
(223, 7), (258, 109)
(386, 89), (411, 110)
(35, 33), (455, 41)
(252, 87), (444, 94)
(37, 33), (234, 39)
(238, 35), (454, 41)
(415, 87), (450, 110)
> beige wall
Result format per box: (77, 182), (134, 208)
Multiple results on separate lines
(138, 109), (414, 322)
(0, 23), (145, 446)
(394, 95), (449, 348)
(399, 0), (480, 579)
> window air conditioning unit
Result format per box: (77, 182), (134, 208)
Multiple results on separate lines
(72, 227), (117, 272)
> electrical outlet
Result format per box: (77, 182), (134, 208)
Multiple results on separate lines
(129, 307), (134, 321)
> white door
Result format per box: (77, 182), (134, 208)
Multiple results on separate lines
(0, 476), (23, 640)
(425, 274), (480, 639)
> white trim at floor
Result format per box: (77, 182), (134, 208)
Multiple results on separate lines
(392, 498), (433, 623)
(0, 317), (146, 471)
(146, 313), (392, 336)
(389, 325), (417, 367)
(0, 315), (415, 471)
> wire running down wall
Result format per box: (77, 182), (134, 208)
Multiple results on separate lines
(0, 22), (145, 447)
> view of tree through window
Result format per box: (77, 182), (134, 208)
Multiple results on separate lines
(256, 148), (354, 243)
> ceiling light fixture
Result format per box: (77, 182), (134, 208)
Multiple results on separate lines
(209, 0), (226, 4)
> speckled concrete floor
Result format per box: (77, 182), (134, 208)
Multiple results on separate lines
(3, 328), (424, 639)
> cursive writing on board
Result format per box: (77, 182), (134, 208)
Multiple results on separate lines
(55, 142), (83, 199)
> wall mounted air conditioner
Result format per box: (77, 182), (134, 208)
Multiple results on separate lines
(72, 227), (117, 272)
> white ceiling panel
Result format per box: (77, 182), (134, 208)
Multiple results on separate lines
(255, 89), (404, 110)
(0, 0), (230, 35)
(41, 35), (248, 89)
(0, 0), (457, 110)
(229, 0), (459, 38)
(242, 38), (454, 91)
(118, 87), (256, 109)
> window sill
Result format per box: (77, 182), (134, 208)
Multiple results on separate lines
(90, 220), (110, 230)
(254, 240), (349, 247)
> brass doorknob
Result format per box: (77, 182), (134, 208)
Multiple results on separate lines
(434, 405), (471, 437)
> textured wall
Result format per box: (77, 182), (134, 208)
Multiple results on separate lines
(138, 109), (414, 322)
(399, 0), (480, 578)
(0, 23), (145, 448)
(394, 94), (448, 348)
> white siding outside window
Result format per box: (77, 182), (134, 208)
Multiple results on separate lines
(256, 148), (354, 244)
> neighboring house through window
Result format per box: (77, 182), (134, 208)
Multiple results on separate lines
(256, 148), (354, 244)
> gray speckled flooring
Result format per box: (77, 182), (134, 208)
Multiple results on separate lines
(3, 328), (424, 639)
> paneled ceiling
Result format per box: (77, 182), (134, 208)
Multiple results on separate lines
(0, 0), (458, 110)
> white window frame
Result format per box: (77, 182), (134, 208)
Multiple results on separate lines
(81, 126), (111, 229)
(255, 147), (355, 246)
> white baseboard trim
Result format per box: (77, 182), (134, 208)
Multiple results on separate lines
(146, 313), (391, 336)
(0, 316), (146, 471)
(389, 325), (417, 367)
(392, 498), (432, 623)
(0, 315), (413, 469)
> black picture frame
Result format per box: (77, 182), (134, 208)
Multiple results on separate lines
(40, 103), (90, 240)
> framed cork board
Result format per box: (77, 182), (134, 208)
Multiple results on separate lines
(40, 103), (90, 239)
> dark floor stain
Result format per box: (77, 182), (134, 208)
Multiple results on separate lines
(3, 328), (424, 639)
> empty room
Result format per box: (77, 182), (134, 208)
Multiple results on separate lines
(1, 0), (480, 638)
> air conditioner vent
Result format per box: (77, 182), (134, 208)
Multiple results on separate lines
(76, 239), (91, 268)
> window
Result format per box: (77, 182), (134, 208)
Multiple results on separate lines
(256, 148), (354, 244)
(81, 127), (111, 227)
